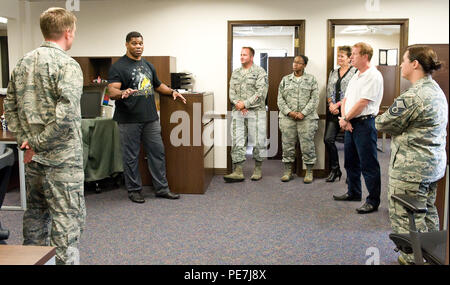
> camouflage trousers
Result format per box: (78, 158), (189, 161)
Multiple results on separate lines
(23, 161), (86, 265)
(279, 116), (318, 165)
(230, 110), (267, 164)
(388, 178), (439, 263)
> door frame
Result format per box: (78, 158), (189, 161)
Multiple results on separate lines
(226, 20), (306, 171)
(0, 36), (9, 88)
(327, 19), (409, 99)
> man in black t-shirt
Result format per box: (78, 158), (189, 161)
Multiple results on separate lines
(108, 31), (186, 203)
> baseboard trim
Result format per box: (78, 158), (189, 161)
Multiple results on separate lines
(214, 168), (228, 175)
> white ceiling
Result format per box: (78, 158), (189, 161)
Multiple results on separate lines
(25, 0), (104, 1)
(232, 25), (400, 37)
(335, 25), (400, 36)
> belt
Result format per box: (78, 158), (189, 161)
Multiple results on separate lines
(350, 115), (375, 123)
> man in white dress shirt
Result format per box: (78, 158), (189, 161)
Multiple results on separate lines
(333, 42), (383, 214)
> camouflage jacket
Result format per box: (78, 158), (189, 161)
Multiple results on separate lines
(4, 41), (84, 166)
(277, 72), (319, 119)
(375, 75), (448, 183)
(229, 64), (268, 111)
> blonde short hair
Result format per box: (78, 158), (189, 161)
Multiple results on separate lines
(353, 42), (373, 61)
(40, 7), (77, 40)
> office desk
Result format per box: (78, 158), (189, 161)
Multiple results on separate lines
(0, 245), (56, 265)
(81, 117), (123, 182)
(0, 129), (26, 211)
(159, 92), (214, 194)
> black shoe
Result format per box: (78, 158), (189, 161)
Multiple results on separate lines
(155, 191), (180, 199)
(333, 193), (361, 201)
(128, 191), (145, 203)
(0, 222), (10, 241)
(326, 168), (342, 182)
(356, 202), (378, 214)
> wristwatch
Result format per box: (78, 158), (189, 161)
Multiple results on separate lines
(342, 116), (348, 122)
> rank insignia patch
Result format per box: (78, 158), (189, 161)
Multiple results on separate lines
(388, 99), (407, 116)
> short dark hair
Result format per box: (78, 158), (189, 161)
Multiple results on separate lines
(406, 45), (442, 75)
(298, 54), (308, 65)
(242, 46), (255, 57)
(126, 31), (143, 43)
(337, 46), (352, 58)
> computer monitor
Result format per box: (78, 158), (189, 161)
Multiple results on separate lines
(80, 90), (103, 118)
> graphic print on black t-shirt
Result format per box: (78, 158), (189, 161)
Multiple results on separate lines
(108, 56), (162, 123)
(131, 64), (154, 98)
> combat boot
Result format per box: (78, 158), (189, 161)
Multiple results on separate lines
(280, 163), (293, 182)
(250, 161), (262, 181)
(304, 165), (314, 184)
(223, 163), (245, 183)
(397, 255), (414, 265)
(397, 255), (430, 265)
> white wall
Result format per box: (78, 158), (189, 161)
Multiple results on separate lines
(334, 33), (400, 68)
(233, 35), (294, 70)
(1, 0), (18, 75)
(4, 0), (33, 76)
(8, 0), (450, 168)
(0, 0), (20, 19)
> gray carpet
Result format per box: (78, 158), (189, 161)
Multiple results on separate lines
(0, 139), (399, 265)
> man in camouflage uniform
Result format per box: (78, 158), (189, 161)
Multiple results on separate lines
(277, 55), (319, 183)
(224, 47), (268, 182)
(4, 7), (85, 265)
(376, 45), (447, 265)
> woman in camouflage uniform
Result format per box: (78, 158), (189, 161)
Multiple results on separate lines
(277, 55), (319, 183)
(375, 45), (447, 265)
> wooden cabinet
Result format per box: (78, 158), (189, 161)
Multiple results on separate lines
(141, 56), (176, 85)
(73, 56), (175, 85)
(73, 56), (176, 110)
(73, 57), (112, 86)
(156, 92), (214, 194)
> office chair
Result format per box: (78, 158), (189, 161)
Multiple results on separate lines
(0, 147), (14, 244)
(389, 194), (447, 265)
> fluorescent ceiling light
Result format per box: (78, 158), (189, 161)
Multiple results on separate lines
(0, 17), (8, 24)
(341, 25), (369, 34)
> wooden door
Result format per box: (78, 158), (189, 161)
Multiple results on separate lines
(377, 65), (399, 111)
(0, 36), (9, 88)
(267, 57), (294, 159)
(377, 65), (400, 139)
